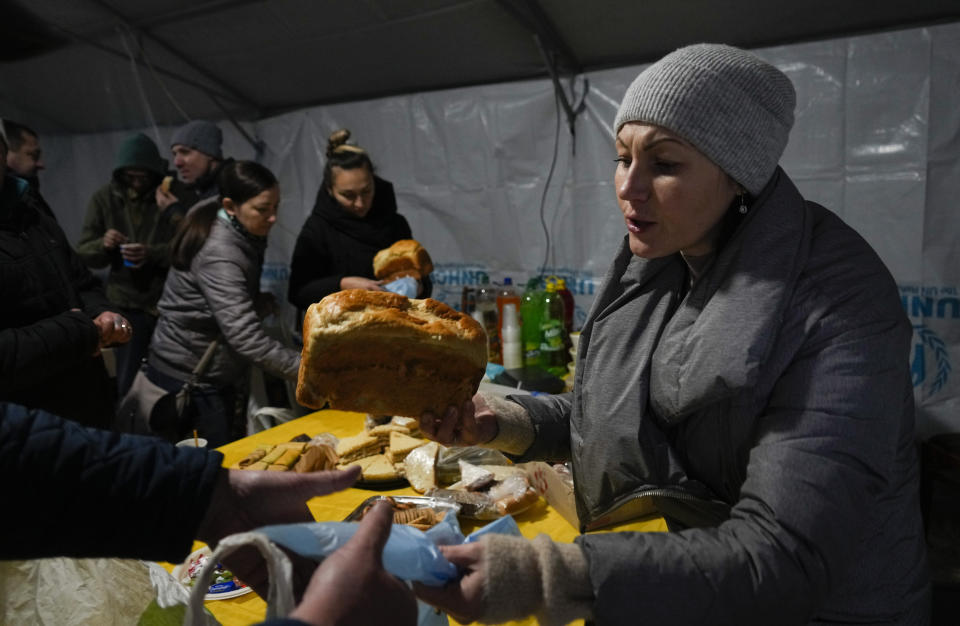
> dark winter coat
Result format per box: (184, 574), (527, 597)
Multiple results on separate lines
(0, 401), (222, 562)
(75, 179), (178, 313)
(287, 176), (416, 311)
(0, 176), (116, 427)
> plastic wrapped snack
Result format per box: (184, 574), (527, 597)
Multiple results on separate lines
(435, 446), (511, 484)
(426, 488), (500, 520)
(405, 441), (441, 493)
(488, 474), (540, 517)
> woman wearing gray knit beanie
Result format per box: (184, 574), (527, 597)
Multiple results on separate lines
(416, 45), (928, 625)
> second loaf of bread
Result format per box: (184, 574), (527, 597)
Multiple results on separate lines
(297, 289), (487, 417)
(373, 239), (434, 280)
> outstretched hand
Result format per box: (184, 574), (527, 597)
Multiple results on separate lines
(419, 395), (498, 447)
(414, 542), (487, 624)
(290, 500), (418, 626)
(196, 466), (362, 599)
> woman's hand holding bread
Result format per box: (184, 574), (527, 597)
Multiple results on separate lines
(419, 394), (498, 447)
(339, 276), (385, 291)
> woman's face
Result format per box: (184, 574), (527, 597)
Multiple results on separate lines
(329, 166), (375, 217)
(614, 123), (740, 258)
(224, 185), (280, 237)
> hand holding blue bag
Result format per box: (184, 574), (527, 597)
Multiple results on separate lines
(185, 500), (521, 625)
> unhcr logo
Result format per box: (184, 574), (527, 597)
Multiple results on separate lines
(911, 324), (951, 396)
(901, 285), (957, 397)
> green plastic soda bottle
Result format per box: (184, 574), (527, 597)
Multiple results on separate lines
(539, 277), (569, 377)
(520, 277), (543, 368)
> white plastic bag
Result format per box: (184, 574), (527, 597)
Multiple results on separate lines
(0, 557), (217, 625)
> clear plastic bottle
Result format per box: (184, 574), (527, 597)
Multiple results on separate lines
(520, 277), (543, 368)
(475, 274), (501, 365)
(539, 277), (569, 377)
(496, 277), (520, 346)
(500, 303), (523, 370)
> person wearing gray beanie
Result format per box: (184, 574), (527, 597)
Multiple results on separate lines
(614, 43), (796, 197)
(158, 120), (230, 219)
(415, 43), (928, 626)
(170, 119), (223, 160)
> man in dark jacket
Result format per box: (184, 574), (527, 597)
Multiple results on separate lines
(155, 120), (227, 218)
(2, 119), (44, 191)
(76, 133), (180, 396)
(0, 133), (131, 428)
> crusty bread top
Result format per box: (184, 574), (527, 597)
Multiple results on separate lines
(303, 289), (487, 370)
(373, 239), (434, 279)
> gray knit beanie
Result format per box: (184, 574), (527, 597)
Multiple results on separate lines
(614, 43), (796, 196)
(170, 120), (223, 159)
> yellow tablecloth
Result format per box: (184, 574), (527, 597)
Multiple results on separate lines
(166, 409), (667, 625)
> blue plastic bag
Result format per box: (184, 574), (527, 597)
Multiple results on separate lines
(384, 276), (419, 298)
(186, 511), (523, 626)
(256, 510), (521, 586)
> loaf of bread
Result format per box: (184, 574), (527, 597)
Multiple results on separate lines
(297, 289), (487, 417)
(373, 239), (434, 280)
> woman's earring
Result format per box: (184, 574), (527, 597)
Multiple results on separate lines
(738, 193), (748, 215)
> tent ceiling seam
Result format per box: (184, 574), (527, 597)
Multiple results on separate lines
(83, 0), (264, 117)
(494, 0), (581, 75)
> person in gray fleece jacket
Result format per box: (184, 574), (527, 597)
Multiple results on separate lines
(415, 45), (930, 625)
(146, 161), (299, 447)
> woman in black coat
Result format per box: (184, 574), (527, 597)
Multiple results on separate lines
(287, 129), (429, 316)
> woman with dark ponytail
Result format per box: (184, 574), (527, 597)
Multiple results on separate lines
(145, 161), (300, 446)
(287, 129), (429, 317)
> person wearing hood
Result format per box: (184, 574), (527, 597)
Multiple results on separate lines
(75, 132), (180, 397)
(287, 129), (430, 318)
(415, 45), (928, 625)
(1, 128), (131, 428)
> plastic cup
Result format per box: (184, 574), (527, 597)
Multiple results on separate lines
(176, 437), (208, 448)
(120, 242), (145, 267)
(120, 243), (136, 267)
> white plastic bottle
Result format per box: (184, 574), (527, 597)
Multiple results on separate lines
(501, 303), (523, 370)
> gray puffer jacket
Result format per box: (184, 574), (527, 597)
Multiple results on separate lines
(149, 207), (299, 385)
(511, 169), (929, 625)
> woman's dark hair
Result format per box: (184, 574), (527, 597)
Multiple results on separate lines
(321, 129), (375, 193)
(170, 160), (278, 270)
